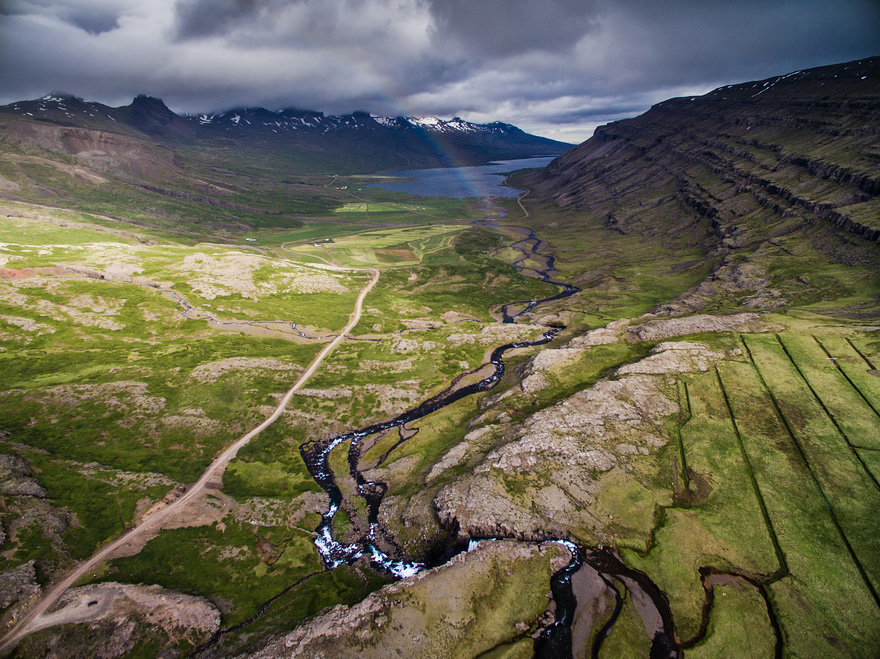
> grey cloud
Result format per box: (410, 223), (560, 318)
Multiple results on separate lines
(425, 0), (599, 57)
(2, 0), (135, 33)
(578, 0), (880, 94)
(173, 0), (267, 39)
(172, 0), (380, 45)
(1, 0), (878, 143)
(65, 9), (117, 34)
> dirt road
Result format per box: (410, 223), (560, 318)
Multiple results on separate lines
(0, 268), (380, 656)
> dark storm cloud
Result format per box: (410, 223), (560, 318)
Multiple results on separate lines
(173, 0), (265, 39)
(425, 0), (599, 57)
(1, 0), (131, 32)
(0, 0), (878, 142)
(587, 0), (880, 93)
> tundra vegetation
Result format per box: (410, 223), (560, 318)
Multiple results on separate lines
(1, 57), (879, 658)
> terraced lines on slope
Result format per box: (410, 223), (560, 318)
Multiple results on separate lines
(712, 367), (787, 580)
(672, 380), (693, 499)
(846, 337), (879, 371)
(814, 335), (880, 434)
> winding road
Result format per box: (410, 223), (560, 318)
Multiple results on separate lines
(0, 267), (380, 656)
(0, 184), (542, 654)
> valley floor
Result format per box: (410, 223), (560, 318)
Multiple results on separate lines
(0, 183), (878, 659)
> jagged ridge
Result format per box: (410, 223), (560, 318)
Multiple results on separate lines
(0, 93), (571, 172)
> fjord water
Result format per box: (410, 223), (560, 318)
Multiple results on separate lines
(370, 156), (558, 198)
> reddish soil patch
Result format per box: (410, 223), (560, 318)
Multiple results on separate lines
(374, 248), (415, 263)
(1, 267), (65, 279)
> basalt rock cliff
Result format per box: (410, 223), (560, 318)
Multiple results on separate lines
(524, 57), (880, 259)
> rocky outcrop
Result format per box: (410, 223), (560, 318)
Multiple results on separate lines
(658, 259), (788, 313)
(0, 454), (48, 498)
(615, 341), (726, 375)
(0, 561), (40, 611)
(433, 339), (738, 548)
(625, 312), (781, 342)
(567, 318), (632, 348)
(436, 373), (678, 544)
(51, 582), (220, 638)
(563, 313), (778, 352)
(15, 583), (221, 658)
(239, 540), (565, 659)
(519, 346), (584, 395)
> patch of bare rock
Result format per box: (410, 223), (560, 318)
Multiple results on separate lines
(446, 322), (544, 346)
(567, 318), (632, 348)
(0, 562), (40, 612)
(188, 357), (303, 382)
(616, 341), (727, 375)
(178, 251), (350, 301)
(566, 312), (780, 350)
(0, 454), (47, 498)
(625, 312), (782, 342)
(393, 337), (437, 354)
(659, 258), (787, 313)
(434, 340), (730, 547)
(23, 582), (220, 657)
(357, 358), (414, 374)
(13, 381), (166, 415)
(237, 540), (564, 659)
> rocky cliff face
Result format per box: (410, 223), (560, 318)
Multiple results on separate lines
(525, 57), (880, 257)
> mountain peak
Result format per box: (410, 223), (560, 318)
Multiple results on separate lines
(41, 91), (84, 103)
(119, 94), (192, 137)
(130, 94), (172, 112)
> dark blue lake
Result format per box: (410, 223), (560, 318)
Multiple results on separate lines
(369, 156), (558, 199)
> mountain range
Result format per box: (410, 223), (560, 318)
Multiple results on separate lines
(1, 92), (570, 172)
(0, 92), (571, 233)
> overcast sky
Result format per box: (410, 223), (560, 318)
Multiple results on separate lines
(1, 0), (878, 143)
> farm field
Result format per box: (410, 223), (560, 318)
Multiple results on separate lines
(288, 224), (463, 267)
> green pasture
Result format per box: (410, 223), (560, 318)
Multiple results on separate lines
(100, 520), (325, 626)
(617, 327), (880, 656)
(683, 583), (776, 658)
(335, 202), (417, 213)
(291, 224), (463, 267)
(326, 184), (489, 223)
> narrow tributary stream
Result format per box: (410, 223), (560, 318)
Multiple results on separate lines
(293, 223), (679, 658)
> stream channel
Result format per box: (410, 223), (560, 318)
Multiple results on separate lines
(293, 207), (679, 656)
